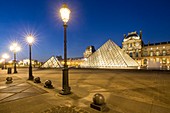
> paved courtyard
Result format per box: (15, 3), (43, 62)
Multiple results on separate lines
(0, 68), (170, 113)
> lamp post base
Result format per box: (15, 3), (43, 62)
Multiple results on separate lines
(59, 68), (71, 95)
(13, 71), (17, 74)
(28, 76), (34, 80)
(59, 87), (71, 95)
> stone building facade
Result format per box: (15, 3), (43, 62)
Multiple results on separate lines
(122, 31), (170, 69)
(83, 46), (96, 58)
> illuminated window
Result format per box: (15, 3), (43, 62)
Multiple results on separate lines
(156, 51), (159, 56)
(144, 59), (147, 64)
(162, 50), (166, 56)
(156, 58), (159, 62)
(150, 51), (153, 56)
(162, 58), (166, 64)
(143, 51), (148, 56)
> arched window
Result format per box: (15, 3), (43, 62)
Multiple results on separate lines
(162, 50), (166, 56)
(144, 59), (147, 64)
(162, 58), (166, 64)
(130, 52), (133, 57)
(150, 51), (153, 56)
(156, 51), (160, 56)
(136, 52), (138, 57)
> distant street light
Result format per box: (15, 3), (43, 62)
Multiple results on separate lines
(0, 59), (5, 69)
(59, 3), (71, 95)
(10, 42), (21, 73)
(2, 53), (9, 69)
(0, 59), (5, 63)
(26, 35), (34, 80)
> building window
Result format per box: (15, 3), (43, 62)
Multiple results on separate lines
(156, 51), (160, 56)
(129, 43), (132, 47)
(162, 58), (166, 64)
(144, 59), (147, 64)
(130, 52), (133, 57)
(162, 50), (166, 56)
(136, 52), (138, 57)
(150, 51), (153, 56)
(156, 58), (159, 62)
(135, 42), (139, 46)
(143, 51), (148, 57)
(124, 44), (127, 49)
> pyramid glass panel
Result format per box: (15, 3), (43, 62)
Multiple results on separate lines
(81, 40), (138, 68)
(41, 56), (62, 68)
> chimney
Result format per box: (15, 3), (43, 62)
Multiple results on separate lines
(140, 30), (142, 39)
(124, 34), (126, 38)
(148, 41), (150, 46)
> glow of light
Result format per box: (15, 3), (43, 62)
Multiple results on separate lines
(10, 42), (21, 52)
(2, 53), (9, 59)
(21, 26), (39, 47)
(8, 60), (12, 63)
(60, 4), (71, 24)
(0, 59), (5, 63)
(26, 35), (34, 45)
(138, 66), (140, 69)
(84, 58), (87, 61)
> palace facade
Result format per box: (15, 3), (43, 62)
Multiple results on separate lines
(122, 31), (170, 69)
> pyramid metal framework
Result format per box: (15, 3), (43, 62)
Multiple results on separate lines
(41, 56), (62, 68)
(81, 40), (138, 68)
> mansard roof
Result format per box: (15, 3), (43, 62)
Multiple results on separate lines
(144, 41), (170, 46)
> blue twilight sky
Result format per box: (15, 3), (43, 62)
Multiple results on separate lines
(0, 0), (170, 62)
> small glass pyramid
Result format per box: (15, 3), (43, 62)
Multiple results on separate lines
(41, 56), (62, 68)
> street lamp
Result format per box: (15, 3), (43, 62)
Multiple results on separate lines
(0, 59), (5, 69)
(26, 35), (34, 80)
(2, 53), (9, 69)
(10, 42), (21, 73)
(59, 3), (71, 95)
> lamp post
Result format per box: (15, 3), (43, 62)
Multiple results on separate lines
(2, 53), (9, 69)
(59, 3), (71, 95)
(10, 43), (21, 73)
(26, 35), (34, 80)
(0, 59), (5, 69)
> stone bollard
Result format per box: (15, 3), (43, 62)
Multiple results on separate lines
(44, 80), (53, 88)
(34, 77), (41, 83)
(6, 77), (13, 84)
(90, 93), (106, 111)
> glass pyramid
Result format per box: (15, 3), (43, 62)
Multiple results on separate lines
(41, 56), (62, 68)
(81, 39), (138, 68)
